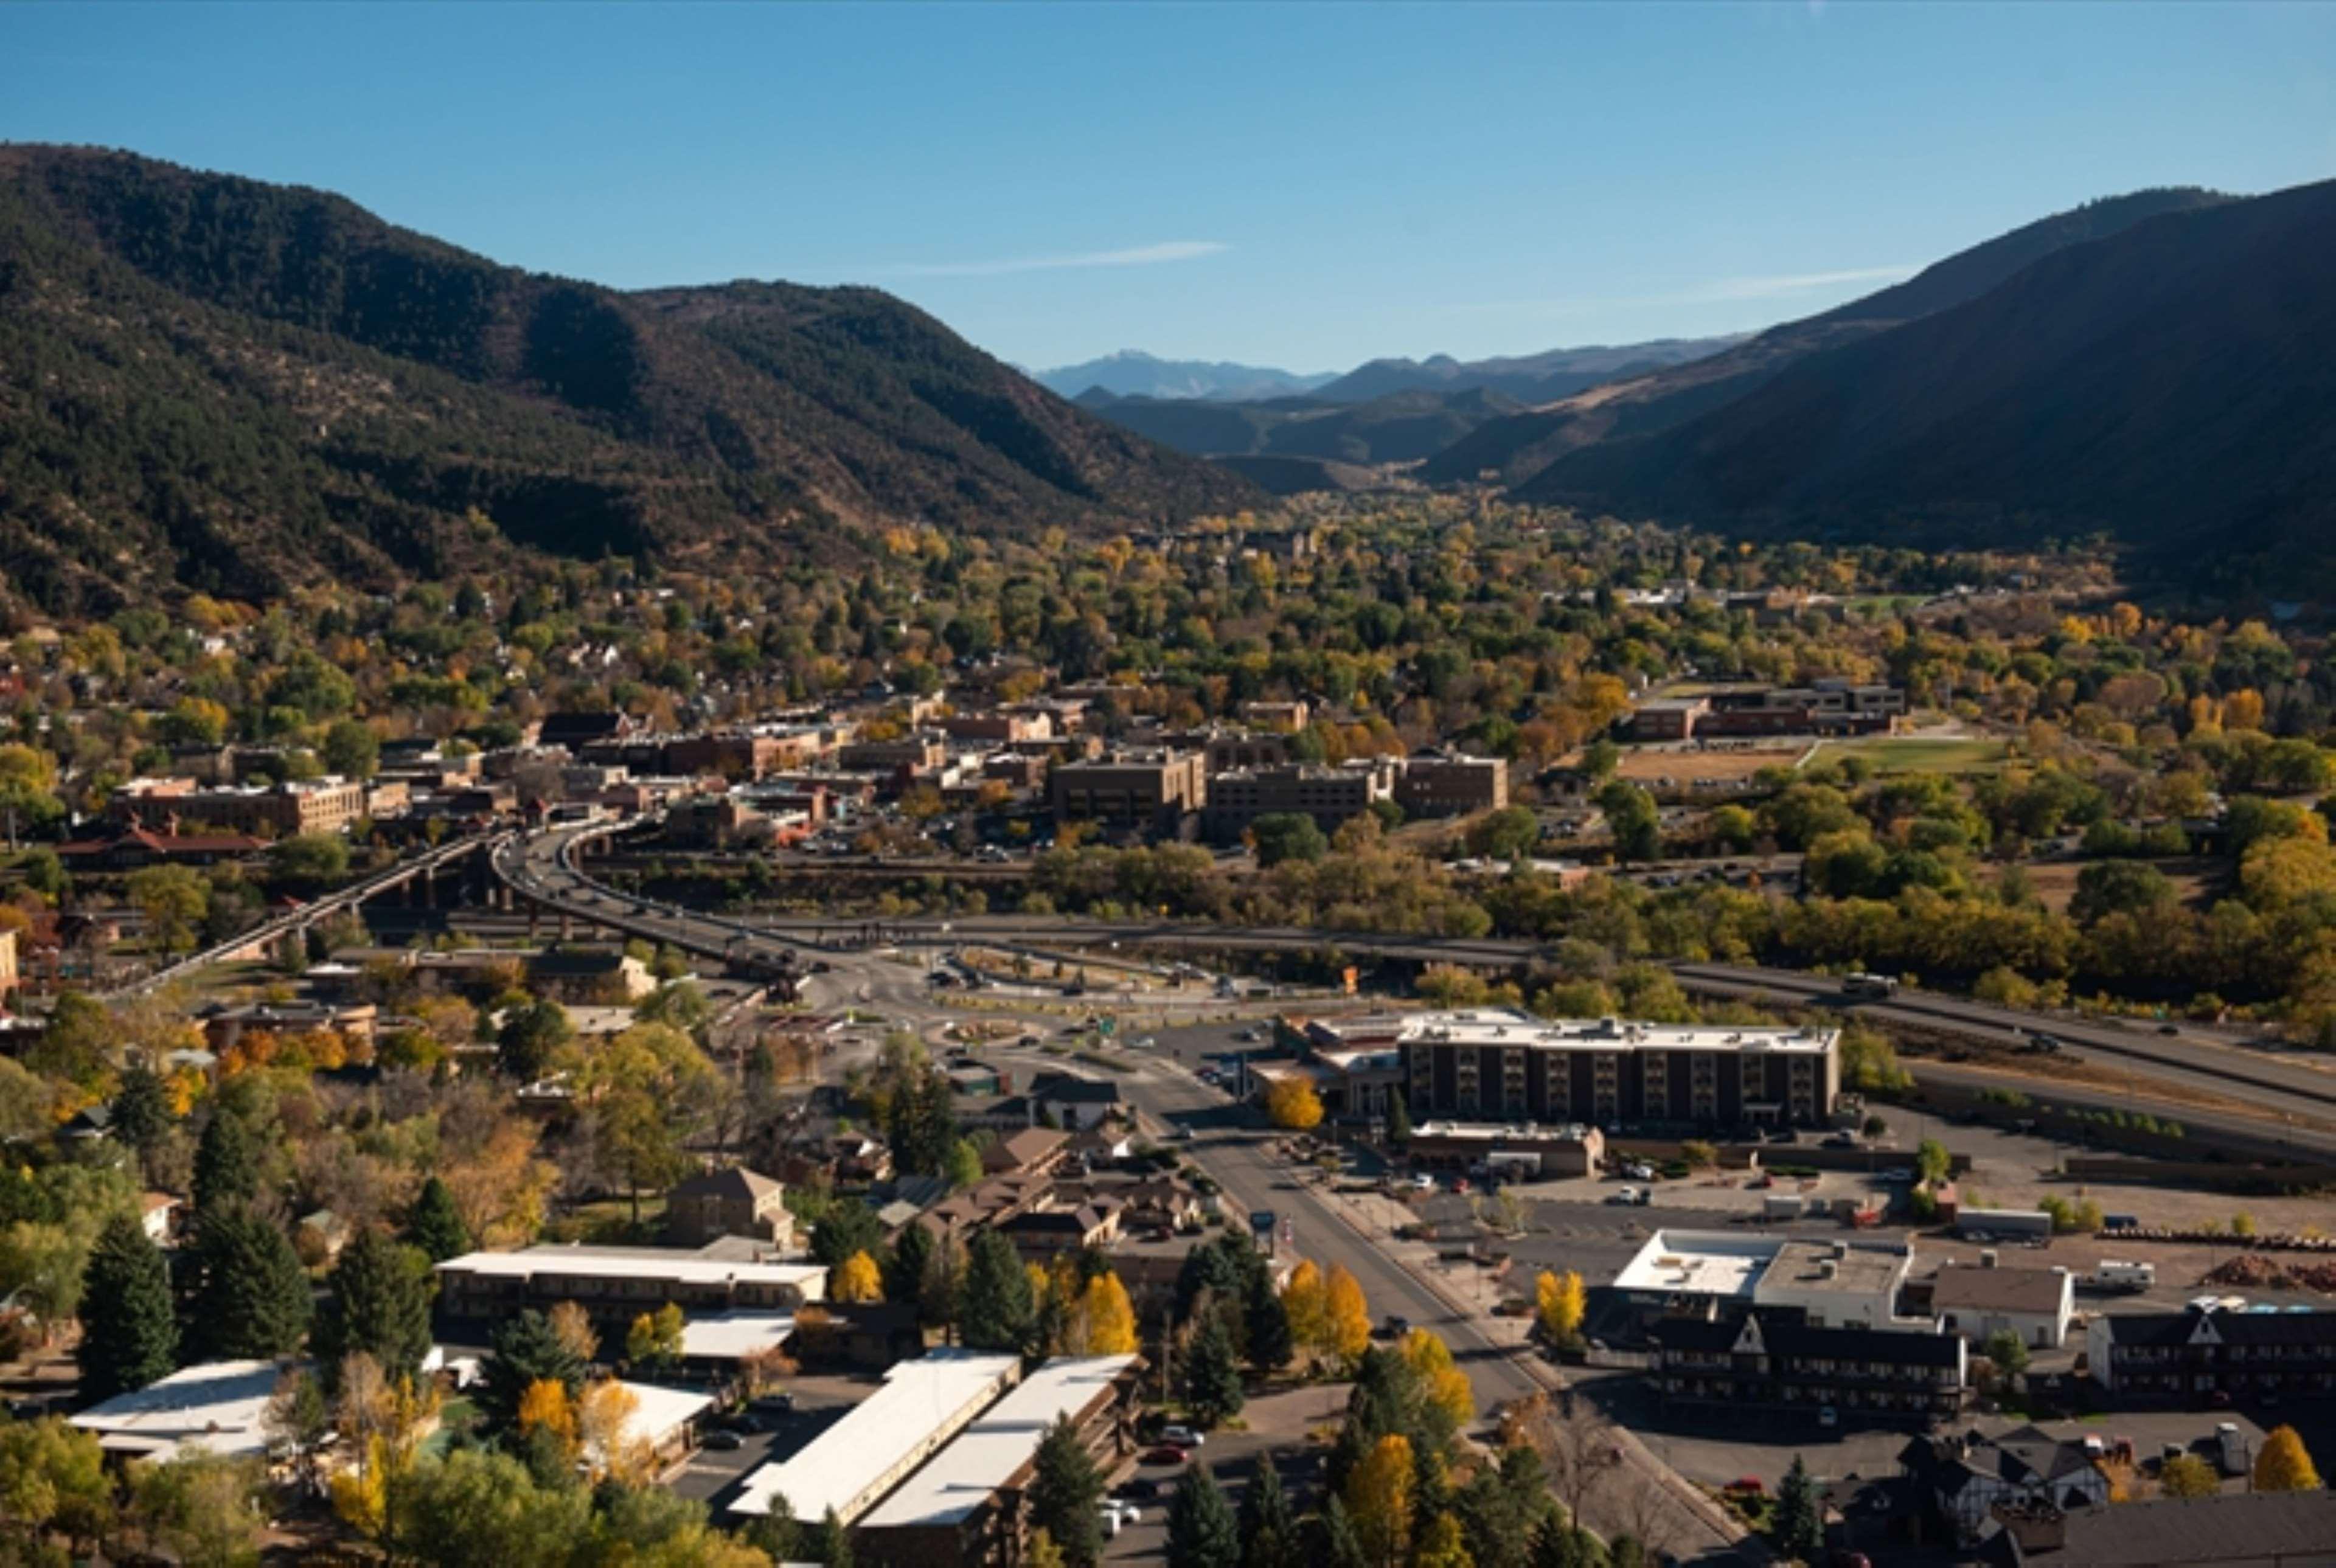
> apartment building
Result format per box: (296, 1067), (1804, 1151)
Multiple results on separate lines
(175, 777), (370, 836)
(1651, 1312), (1968, 1423)
(1203, 760), (1393, 841)
(2085, 1302), (2336, 1401)
(1049, 749), (1206, 833)
(1395, 750), (1509, 817)
(1397, 1010), (1841, 1129)
(434, 1245), (826, 1339)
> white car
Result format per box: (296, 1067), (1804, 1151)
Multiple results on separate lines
(1411, 1173), (1437, 1192)
(1159, 1424), (1206, 1448)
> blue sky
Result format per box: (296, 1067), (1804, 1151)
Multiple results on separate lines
(4, 2), (2331, 372)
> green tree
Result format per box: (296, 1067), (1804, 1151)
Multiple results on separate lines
(808, 1198), (886, 1268)
(0, 1415), (113, 1550)
(405, 1176), (473, 1262)
(128, 865), (210, 955)
(884, 1224), (937, 1322)
(2158, 1452), (2219, 1497)
(1245, 1264), (1295, 1374)
(1983, 1328), (2030, 1379)
(192, 1110), (262, 1218)
(187, 1207), (313, 1361)
(958, 1230), (1036, 1352)
(314, 1228), (434, 1382)
(1250, 813), (1329, 868)
(475, 1310), (587, 1434)
(1167, 1463), (1241, 1568)
(386, 1448), (595, 1567)
(1239, 1457), (1300, 1568)
(269, 833), (352, 886)
(1028, 1413), (1107, 1567)
(1387, 1090), (1413, 1152)
(321, 719), (381, 781)
(885, 1063), (959, 1178)
(128, 1451), (266, 1567)
(77, 1211), (179, 1400)
(1914, 1137), (1952, 1186)
(496, 999), (572, 1081)
(1595, 781), (1661, 866)
(1773, 1455), (1823, 1564)
(1321, 1495), (1369, 1568)
(2070, 859), (2175, 924)
(1183, 1310), (1246, 1426)
(112, 1063), (175, 1156)
(1465, 808), (1541, 862)
(804, 1506), (853, 1568)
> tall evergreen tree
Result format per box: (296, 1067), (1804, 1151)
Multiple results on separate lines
(1183, 1310), (1246, 1426)
(187, 1205), (311, 1361)
(1320, 1495), (1369, 1568)
(884, 1219), (936, 1317)
(405, 1175), (471, 1262)
(191, 1111), (259, 1216)
(1166, 1464), (1240, 1568)
(1387, 1091), (1413, 1152)
(475, 1308), (586, 1434)
(1244, 1266), (1294, 1374)
(111, 1064), (173, 1156)
(77, 1210), (178, 1400)
(804, 1506), (853, 1568)
(313, 1227), (434, 1381)
(1239, 1458), (1299, 1568)
(1774, 1455), (1823, 1566)
(958, 1230), (1035, 1352)
(886, 1064), (958, 1177)
(1528, 1514), (1588, 1568)
(1027, 1414), (1105, 1567)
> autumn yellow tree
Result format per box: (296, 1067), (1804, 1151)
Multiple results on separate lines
(1399, 1329), (1475, 1429)
(1535, 1270), (1586, 1347)
(2254, 1425), (2323, 1493)
(1344, 1434), (1414, 1568)
(1413, 1512), (1473, 1568)
(1281, 1260), (1329, 1358)
(1265, 1078), (1324, 1131)
(327, 1354), (437, 1538)
(577, 1378), (648, 1483)
(1324, 1264), (1371, 1366)
(832, 1250), (884, 1303)
(1081, 1271), (1138, 1355)
(517, 1377), (577, 1457)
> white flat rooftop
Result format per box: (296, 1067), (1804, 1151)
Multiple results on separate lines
(861, 1356), (1136, 1531)
(437, 1246), (825, 1291)
(731, 1350), (1022, 1520)
(1400, 1013), (1835, 1055)
(611, 1379), (716, 1451)
(681, 1311), (798, 1362)
(1613, 1230), (1783, 1300)
(69, 1359), (290, 1460)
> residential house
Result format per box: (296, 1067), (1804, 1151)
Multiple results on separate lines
(664, 1167), (796, 1251)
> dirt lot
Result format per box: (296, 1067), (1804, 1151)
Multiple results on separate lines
(1612, 745), (1810, 784)
(2007, 856), (2228, 914)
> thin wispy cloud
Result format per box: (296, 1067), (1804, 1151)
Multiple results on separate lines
(880, 240), (1228, 279)
(1445, 263), (1917, 317)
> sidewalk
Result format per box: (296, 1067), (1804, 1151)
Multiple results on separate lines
(1307, 1174), (1765, 1564)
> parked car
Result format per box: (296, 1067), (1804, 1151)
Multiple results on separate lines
(1159, 1425), (1206, 1448)
(1142, 1445), (1191, 1466)
(1382, 1314), (1412, 1339)
(1118, 1478), (1165, 1502)
(702, 1429), (746, 1451)
(1411, 1173), (1437, 1191)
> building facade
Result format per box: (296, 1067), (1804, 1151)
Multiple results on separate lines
(1048, 749), (1206, 831)
(2086, 1304), (2336, 1401)
(1652, 1313), (1967, 1423)
(1203, 761), (1392, 841)
(1397, 1011), (1841, 1129)
(1395, 752), (1509, 817)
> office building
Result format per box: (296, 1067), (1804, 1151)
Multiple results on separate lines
(1049, 749), (1206, 832)
(1396, 751), (1510, 817)
(1397, 1010), (1841, 1129)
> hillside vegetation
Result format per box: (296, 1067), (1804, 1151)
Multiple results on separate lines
(0, 145), (1252, 614)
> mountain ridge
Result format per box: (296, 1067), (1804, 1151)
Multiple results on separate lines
(0, 144), (1254, 614)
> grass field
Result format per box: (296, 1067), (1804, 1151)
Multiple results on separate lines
(1810, 735), (2008, 775)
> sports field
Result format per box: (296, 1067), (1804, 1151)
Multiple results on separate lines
(1809, 735), (2008, 775)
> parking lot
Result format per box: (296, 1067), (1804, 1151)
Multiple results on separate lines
(667, 1373), (869, 1507)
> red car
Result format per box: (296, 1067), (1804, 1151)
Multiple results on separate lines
(1142, 1445), (1191, 1466)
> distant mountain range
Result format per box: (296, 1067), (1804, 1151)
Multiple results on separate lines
(1074, 386), (1526, 468)
(1032, 351), (1336, 402)
(0, 145), (1253, 614)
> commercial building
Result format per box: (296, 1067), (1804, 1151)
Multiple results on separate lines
(2085, 1302), (2336, 1401)
(1199, 729), (1291, 774)
(1397, 1010), (1841, 1129)
(1900, 1426), (2115, 1546)
(1395, 751), (1510, 817)
(1628, 699), (1708, 742)
(1650, 1312), (1967, 1423)
(1615, 1232), (1921, 1331)
(1923, 1258), (2076, 1350)
(1964, 1490), (2336, 1567)
(1048, 749), (1206, 833)
(113, 777), (370, 837)
(857, 1355), (1140, 1568)
(730, 1350), (1023, 1522)
(1203, 761), (1394, 841)
(1404, 1120), (1604, 1179)
(434, 1245), (825, 1339)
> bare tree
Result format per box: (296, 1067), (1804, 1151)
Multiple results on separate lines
(1528, 1393), (1624, 1547)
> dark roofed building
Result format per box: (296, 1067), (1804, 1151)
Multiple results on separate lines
(2085, 1303), (2336, 1400)
(57, 824), (267, 869)
(1973, 1490), (2336, 1566)
(539, 711), (634, 749)
(1651, 1311), (1968, 1423)
(1901, 1426), (2113, 1544)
